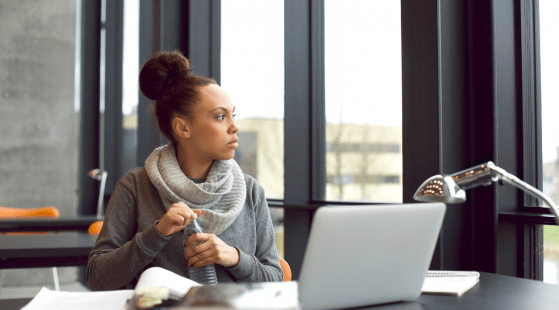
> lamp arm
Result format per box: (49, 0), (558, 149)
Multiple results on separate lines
(490, 164), (559, 226)
(97, 171), (107, 218)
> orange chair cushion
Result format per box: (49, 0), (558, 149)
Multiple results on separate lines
(88, 220), (104, 235)
(0, 206), (60, 218)
(279, 257), (292, 281)
(3, 231), (50, 235)
(0, 206), (60, 235)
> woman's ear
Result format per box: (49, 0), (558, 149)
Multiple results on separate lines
(173, 117), (190, 139)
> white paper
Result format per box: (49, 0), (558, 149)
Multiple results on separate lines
(21, 267), (201, 310)
(21, 287), (135, 310)
(421, 271), (480, 296)
(134, 266), (200, 299)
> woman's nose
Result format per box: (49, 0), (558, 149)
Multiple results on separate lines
(230, 119), (240, 134)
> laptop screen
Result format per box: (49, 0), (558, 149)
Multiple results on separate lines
(298, 203), (446, 310)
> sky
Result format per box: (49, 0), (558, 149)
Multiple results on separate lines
(220, 0), (285, 120)
(122, 0), (139, 116)
(122, 0), (403, 126)
(220, 0), (402, 126)
(539, 0), (559, 163)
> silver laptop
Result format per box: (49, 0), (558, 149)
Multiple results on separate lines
(298, 203), (446, 310)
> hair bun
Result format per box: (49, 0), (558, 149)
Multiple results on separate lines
(139, 50), (192, 101)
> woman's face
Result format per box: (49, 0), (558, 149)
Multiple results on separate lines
(186, 84), (239, 161)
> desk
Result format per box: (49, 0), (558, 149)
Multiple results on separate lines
(368, 272), (559, 310)
(0, 215), (102, 232)
(2, 272), (559, 309)
(0, 232), (98, 269)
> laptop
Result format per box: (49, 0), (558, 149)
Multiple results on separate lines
(298, 203), (446, 310)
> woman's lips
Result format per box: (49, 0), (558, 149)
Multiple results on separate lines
(228, 138), (239, 148)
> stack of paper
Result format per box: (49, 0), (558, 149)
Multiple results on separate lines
(421, 271), (480, 296)
(21, 288), (135, 310)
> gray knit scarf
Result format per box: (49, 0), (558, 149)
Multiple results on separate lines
(145, 143), (246, 235)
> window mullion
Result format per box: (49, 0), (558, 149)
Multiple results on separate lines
(311, 0), (326, 202)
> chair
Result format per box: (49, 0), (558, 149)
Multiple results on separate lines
(0, 206), (61, 291)
(0, 206), (60, 227)
(88, 220), (104, 235)
(88, 221), (292, 281)
(279, 257), (292, 281)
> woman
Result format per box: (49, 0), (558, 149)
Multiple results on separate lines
(86, 50), (283, 290)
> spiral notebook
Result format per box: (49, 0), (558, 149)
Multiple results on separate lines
(421, 271), (480, 296)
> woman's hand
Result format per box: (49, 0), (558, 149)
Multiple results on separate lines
(156, 202), (198, 237)
(183, 233), (240, 268)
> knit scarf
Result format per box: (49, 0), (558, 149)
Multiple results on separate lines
(145, 143), (246, 235)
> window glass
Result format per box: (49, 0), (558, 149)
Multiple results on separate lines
(539, 0), (559, 284)
(324, 0), (402, 202)
(221, 0), (285, 258)
(544, 225), (559, 284)
(221, 0), (284, 200)
(121, 0), (139, 177)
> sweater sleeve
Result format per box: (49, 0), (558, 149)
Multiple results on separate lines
(225, 177), (284, 282)
(86, 173), (173, 291)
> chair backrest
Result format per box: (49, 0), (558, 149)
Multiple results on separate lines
(88, 220), (104, 234)
(0, 206), (60, 235)
(279, 257), (292, 281)
(0, 206), (60, 218)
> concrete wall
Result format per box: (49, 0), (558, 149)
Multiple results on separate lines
(0, 0), (81, 289)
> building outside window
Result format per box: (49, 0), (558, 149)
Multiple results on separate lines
(538, 0), (559, 285)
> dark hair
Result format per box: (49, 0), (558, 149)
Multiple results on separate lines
(139, 50), (216, 142)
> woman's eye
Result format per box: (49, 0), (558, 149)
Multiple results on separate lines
(232, 113), (236, 120)
(217, 114), (225, 120)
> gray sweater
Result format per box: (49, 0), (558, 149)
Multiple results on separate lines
(86, 168), (283, 291)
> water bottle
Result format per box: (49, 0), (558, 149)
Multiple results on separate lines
(183, 213), (218, 285)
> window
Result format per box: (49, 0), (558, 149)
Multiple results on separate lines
(539, 0), (559, 285)
(221, 0), (285, 200)
(121, 0), (139, 178)
(324, 0), (402, 202)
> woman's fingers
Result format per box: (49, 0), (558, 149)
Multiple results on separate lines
(183, 233), (210, 254)
(183, 240), (213, 266)
(156, 202), (197, 236)
(171, 202), (198, 224)
(183, 233), (239, 268)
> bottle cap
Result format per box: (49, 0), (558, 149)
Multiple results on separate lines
(193, 209), (203, 218)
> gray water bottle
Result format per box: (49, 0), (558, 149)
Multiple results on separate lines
(183, 213), (218, 285)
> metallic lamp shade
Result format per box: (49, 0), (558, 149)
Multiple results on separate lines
(413, 174), (466, 204)
(88, 168), (104, 181)
(413, 161), (559, 226)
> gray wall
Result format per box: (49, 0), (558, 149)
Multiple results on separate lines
(0, 0), (81, 289)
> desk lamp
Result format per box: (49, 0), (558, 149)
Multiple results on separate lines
(413, 161), (559, 225)
(88, 169), (107, 218)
